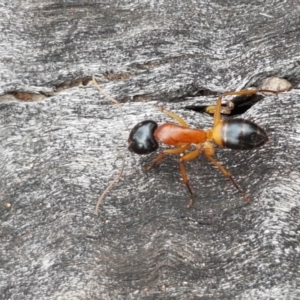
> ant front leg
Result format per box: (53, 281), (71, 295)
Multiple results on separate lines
(157, 106), (189, 128)
(144, 144), (190, 171)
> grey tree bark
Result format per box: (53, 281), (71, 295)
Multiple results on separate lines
(1, 1), (300, 299)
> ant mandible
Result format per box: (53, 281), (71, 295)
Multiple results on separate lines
(128, 89), (277, 208)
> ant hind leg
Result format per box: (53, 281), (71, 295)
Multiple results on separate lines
(212, 89), (279, 126)
(203, 142), (250, 202)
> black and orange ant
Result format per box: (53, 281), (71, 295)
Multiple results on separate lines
(128, 89), (278, 208)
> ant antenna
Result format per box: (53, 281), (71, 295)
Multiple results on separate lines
(94, 157), (125, 215)
(91, 75), (129, 130)
(91, 75), (128, 215)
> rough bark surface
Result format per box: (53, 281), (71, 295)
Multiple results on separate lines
(1, 1), (300, 299)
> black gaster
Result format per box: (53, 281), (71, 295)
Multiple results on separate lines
(128, 120), (158, 154)
(222, 119), (268, 150)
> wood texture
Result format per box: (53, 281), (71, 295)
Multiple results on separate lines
(1, 1), (300, 299)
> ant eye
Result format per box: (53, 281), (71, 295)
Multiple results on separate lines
(128, 120), (158, 154)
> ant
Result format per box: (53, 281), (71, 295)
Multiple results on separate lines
(128, 89), (278, 208)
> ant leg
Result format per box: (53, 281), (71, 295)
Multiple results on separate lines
(203, 142), (250, 201)
(158, 106), (189, 128)
(179, 145), (204, 208)
(144, 144), (190, 171)
(211, 89), (278, 126)
(221, 89), (278, 98)
(213, 95), (222, 126)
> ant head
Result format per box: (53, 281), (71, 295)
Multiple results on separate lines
(128, 120), (158, 154)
